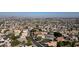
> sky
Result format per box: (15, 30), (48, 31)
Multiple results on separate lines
(0, 12), (79, 17)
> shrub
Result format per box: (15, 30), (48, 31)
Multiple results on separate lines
(11, 40), (21, 47)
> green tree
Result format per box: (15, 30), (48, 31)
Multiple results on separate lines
(57, 41), (72, 47)
(11, 40), (21, 47)
(39, 29), (42, 31)
(35, 37), (42, 41)
(57, 41), (64, 47)
(30, 29), (36, 33)
(71, 41), (76, 47)
(26, 37), (32, 46)
(9, 33), (20, 40)
(53, 32), (62, 38)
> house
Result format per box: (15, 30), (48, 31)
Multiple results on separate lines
(21, 29), (29, 38)
(56, 37), (65, 42)
(71, 36), (78, 41)
(4, 38), (11, 47)
(1, 29), (7, 33)
(0, 38), (5, 46)
(45, 34), (54, 40)
(0, 37), (11, 47)
(45, 41), (57, 47)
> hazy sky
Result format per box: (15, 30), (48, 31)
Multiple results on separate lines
(0, 12), (79, 17)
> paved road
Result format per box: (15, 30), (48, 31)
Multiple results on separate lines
(32, 37), (44, 47)
(30, 34), (44, 47)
